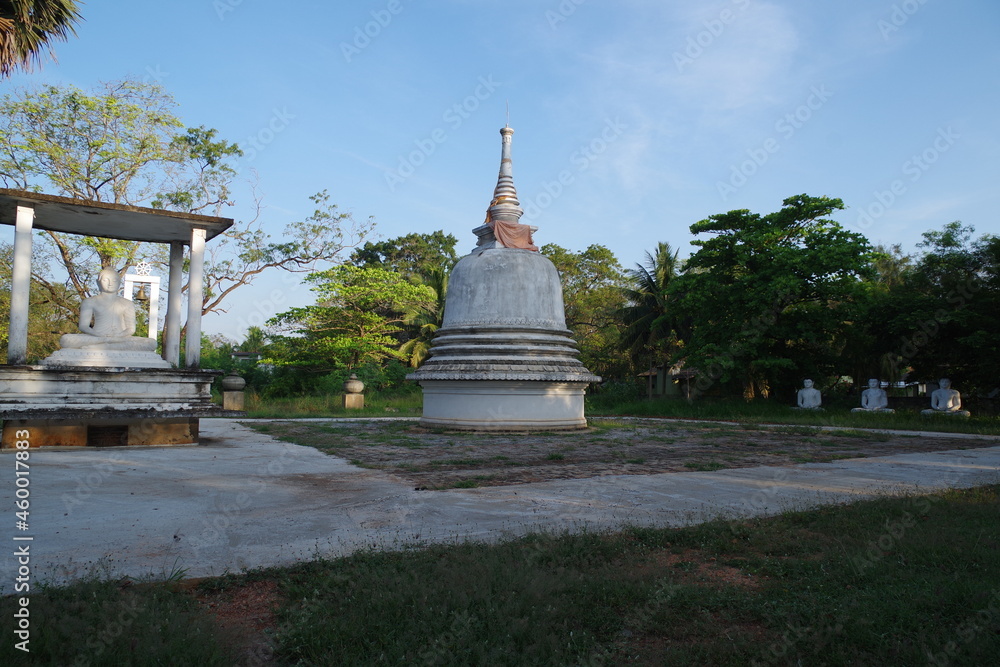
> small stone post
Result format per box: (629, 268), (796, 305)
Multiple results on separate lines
(343, 373), (365, 409)
(222, 371), (247, 411)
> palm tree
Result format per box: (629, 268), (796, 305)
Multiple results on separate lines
(1, 0), (82, 77)
(240, 326), (267, 354)
(400, 267), (448, 368)
(616, 242), (682, 398)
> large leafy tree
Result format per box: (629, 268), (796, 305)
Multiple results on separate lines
(0, 0), (81, 77)
(673, 195), (876, 399)
(350, 230), (458, 280)
(268, 266), (436, 370)
(352, 231), (458, 367)
(876, 222), (1000, 393)
(836, 243), (914, 386)
(0, 78), (373, 336)
(541, 243), (628, 378)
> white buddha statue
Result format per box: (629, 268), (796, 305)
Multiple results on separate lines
(59, 268), (158, 352)
(794, 379), (823, 410)
(921, 378), (971, 417)
(851, 378), (894, 413)
(41, 268), (169, 368)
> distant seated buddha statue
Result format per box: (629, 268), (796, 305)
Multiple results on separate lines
(59, 269), (158, 352)
(851, 378), (894, 413)
(921, 378), (971, 417)
(793, 379), (823, 410)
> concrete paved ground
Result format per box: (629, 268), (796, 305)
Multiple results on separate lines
(3, 418), (999, 593)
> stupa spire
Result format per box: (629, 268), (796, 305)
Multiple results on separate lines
(489, 126), (522, 221)
(476, 126), (537, 251)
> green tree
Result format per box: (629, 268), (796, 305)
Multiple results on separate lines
(239, 326), (267, 353)
(198, 189), (374, 319)
(0, 79), (373, 335)
(877, 222), (1000, 393)
(673, 195), (876, 399)
(1, 78), (200, 310)
(268, 266), (436, 370)
(350, 231), (458, 280)
(352, 230), (459, 367)
(399, 266), (448, 368)
(0, 0), (81, 77)
(542, 243), (629, 379)
(843, 243), (917, 385)
(615, 242), (683, 397)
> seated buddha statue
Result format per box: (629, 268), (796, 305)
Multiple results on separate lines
(59, 268), (157, 352)
(851, 378), (894, 413)
(921, 378), (971, 417)
(793, 379), (823, 410)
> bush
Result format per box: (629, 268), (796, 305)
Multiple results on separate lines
(257, 360), (416, 399)
(589, 379), (643, 404)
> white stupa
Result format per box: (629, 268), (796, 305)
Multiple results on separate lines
(407, 126), (600, 430)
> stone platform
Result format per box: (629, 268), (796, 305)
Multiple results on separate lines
(418, 380), (589, 430)
(0, 366), (242, 448)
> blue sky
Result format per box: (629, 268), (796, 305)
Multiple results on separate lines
(5, 0), (999, 341)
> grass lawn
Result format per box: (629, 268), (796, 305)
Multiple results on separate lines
(243, 390), (422, 418)
(237, 391), (1000, 436)
(5, 485), (999, 665)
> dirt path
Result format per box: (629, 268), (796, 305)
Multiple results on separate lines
(248, 419), (1000, 490)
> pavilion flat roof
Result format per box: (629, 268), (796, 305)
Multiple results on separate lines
(0, 189), (234, 243)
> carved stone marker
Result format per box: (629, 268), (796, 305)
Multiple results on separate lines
(343, 373), (365, 410)
(222, 371), (247, 411)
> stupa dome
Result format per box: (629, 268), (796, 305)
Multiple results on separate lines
(408, 126), (599, 430)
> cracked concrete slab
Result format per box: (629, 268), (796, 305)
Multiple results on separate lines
(2, 418), (998, 592)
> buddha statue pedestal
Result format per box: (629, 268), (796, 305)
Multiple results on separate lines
(0, 366), (237, 448)
(1, 269), (242, 449)
(40, 346), (171, 369)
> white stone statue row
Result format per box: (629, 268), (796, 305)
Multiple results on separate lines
(794, 378), (970, 417)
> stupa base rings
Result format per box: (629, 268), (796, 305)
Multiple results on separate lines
(416, 380), (591, 431)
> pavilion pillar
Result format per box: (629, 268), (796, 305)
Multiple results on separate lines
(162, 241), (184, 366)
(185, 228), (207, 368)
(7, 205), (35, 365)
